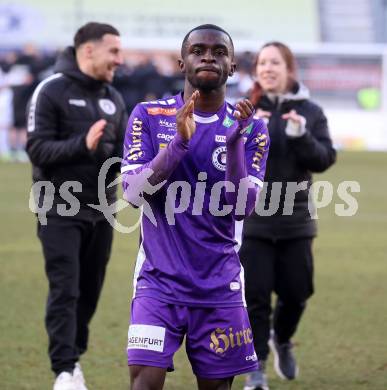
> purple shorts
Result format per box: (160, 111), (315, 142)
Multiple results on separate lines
(127, 296), (258, 379)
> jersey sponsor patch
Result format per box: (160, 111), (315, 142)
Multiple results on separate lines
(158, 119), (177, 129)
(147, 107), (177, 116)
(215, 135), (226, 143)
(222, 116), (235, 128)
(98, 99), (116, 115)
(212, 146), (227, 171)
(127, 324), (165, 352)
(245, 352), (258, 361)
(240, 123), (253, 135)
(157, 133), (175, 142)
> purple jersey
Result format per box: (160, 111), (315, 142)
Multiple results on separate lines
(122, 93), (269, 307)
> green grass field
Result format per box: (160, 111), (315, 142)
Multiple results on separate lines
(1, 151), (387, 390)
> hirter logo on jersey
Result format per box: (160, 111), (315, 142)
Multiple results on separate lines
(209, 327), (253, 354)
(127, 117), (144, 161)
(251, 132), (268, 172)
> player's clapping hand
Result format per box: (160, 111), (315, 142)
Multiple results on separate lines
(233, 99), (255, 128)
(176, 90), (199, 141)
(227, 99), (255, 144)
(282, 109), (306, 137)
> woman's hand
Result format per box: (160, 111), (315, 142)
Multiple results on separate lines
(256, 108), (271, 119)
(282, 109), (306, 137)
(282, 109), (303, 124)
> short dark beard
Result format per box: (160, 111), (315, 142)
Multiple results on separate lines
(188, 72), (228, 93)
(193, 79), (220, 93)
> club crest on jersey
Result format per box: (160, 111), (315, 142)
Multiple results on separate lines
(212, 146), (227, 171)
(98, 99), (116, 115)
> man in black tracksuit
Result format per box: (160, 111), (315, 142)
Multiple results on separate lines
(26, 23), (127, 390)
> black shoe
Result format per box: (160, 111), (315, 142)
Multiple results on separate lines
(269, 331), (299, 380)
(243, 361), (269, 390)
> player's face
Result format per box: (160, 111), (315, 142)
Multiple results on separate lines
(90, 34), (123, 83)
(180, 30), (235, 92)
(256, 45), (288, 94)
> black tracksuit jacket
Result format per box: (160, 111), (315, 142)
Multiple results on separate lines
(26, 47), (127, 217)
(243, 83), (337, 240)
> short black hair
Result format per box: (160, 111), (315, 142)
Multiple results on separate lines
(74, 22), (120, 49)
(181, 24), (234, 58)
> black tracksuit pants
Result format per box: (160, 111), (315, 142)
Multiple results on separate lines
(239, 237), (314, 362)
(38, 216), (113, 374)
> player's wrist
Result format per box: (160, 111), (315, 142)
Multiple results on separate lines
(226, 132), (243, 146)
(173, 132), (190, 149)
(226, 122), (245, 145)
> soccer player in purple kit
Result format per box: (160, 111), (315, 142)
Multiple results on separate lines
(121, 24), (270, 390)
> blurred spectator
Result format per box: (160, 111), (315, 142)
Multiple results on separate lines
(113, 52), (183, 114)
(226, 51), (255, 103)
(0, 67), (13, 160)
(0, 45), (55, 162)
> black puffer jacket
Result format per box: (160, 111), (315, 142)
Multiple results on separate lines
(243, 83), (336, 240)
(26, 47), (127, 217)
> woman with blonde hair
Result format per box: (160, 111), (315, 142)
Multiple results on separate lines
(241, 42), (336, 390)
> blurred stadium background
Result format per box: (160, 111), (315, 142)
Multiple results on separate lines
(1, 0), (387, 389)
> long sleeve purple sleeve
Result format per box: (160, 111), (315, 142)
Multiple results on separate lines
(225, 115), (270, 220)
(147, 133), (189, 185)
(226, 134), (259, 220)
(121, 103), (189, 205)
(122, 133), (189, 205)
